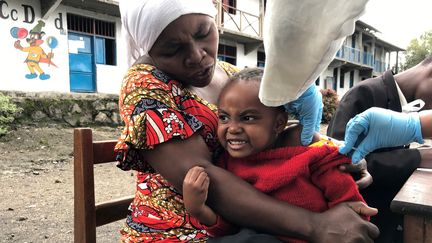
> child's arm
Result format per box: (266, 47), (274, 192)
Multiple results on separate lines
(183, 166), (217, 226)
(309, 149), (375, 220)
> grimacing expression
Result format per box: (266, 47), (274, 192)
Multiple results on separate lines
(217, 80), (287, 158)
(149, 14), (218, 87)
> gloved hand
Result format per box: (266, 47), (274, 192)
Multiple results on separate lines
(339, 107), (424, 163)
(284, 84), (323, 145)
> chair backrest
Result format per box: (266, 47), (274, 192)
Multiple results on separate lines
(74, 127), (133, 243)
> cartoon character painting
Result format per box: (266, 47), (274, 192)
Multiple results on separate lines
(11, 20), (58, 80)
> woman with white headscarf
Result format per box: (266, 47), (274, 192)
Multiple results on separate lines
(115, 0), (378, 242)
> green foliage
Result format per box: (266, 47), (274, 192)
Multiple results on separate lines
(402, 30), (432, 70)
(0, 93), (22, 136)
(320, 89), (339, 124)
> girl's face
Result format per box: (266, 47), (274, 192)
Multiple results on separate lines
(149, 14), (218, 87)
(217, 81), (287, 158)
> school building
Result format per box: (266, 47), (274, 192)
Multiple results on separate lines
(0, 0), (404, 97)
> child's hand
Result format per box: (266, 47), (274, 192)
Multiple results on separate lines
(183, 166), (210, 216)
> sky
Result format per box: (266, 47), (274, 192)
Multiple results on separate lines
(360, 0), (432, 49)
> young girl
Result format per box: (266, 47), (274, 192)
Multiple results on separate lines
(183, 68), (370, 242)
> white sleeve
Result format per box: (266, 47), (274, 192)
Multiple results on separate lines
(259, 0), (369, 106)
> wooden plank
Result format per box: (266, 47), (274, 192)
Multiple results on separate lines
(92, 140), (117, 164)
(95, 196), (134, 226)
(74, 128), (96, 243)
(74, 127), (132, 243)
(403, 215), (424, 243)
(391, 170), (432, 217)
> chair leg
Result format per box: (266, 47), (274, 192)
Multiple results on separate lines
(74, 128), (96, 243)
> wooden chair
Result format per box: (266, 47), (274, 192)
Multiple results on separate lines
(74, 127), (134, 243)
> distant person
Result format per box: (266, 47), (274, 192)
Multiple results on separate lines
(328, 55), (432, 243)
(183, 68), (372, 242)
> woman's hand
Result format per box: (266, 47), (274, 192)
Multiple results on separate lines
(339, 107), (424, 163)
(339, 159), (373, 189)
(284, 85), (323, 145)
(310, 202), (379, 243)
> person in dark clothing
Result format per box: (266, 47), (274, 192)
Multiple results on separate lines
(327, 55), (432, 243)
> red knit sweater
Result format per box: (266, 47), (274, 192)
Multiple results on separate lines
(193, 145), (368, 242)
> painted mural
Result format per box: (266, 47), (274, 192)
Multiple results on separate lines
(11, 20), (59, 80)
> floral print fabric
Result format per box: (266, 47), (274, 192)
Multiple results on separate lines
(115, 62), (238, 242)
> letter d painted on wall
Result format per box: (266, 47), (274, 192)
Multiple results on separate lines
(22, 4), (34, 23)
(55, 13), (63, 30)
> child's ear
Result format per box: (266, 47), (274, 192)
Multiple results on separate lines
(275, 111), (289, 133)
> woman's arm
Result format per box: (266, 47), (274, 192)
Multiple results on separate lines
(143, 133), (379, 242)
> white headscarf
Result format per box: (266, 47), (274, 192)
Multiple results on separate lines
(120, 0), (217, 67)
(259, 0), (368, 106)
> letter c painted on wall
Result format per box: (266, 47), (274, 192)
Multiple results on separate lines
(10, 8), (17, 20)
(0, 0), (9, 19)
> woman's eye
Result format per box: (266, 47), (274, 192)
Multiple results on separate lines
(161, 45), (181, 57)
(195, 27), (211, 39)
(196, 31), (209, 39)
(162, 49), (179, 57)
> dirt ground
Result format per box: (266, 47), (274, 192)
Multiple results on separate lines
(0, 124), (136, 243)
(0, 123), (331, 243)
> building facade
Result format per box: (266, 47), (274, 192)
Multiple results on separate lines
(1, 0), (125, 94)
(0, 0), (403, 97)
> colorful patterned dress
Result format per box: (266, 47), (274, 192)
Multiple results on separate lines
(115, 62), (238, 242)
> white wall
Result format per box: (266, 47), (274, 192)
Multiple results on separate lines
(318, 68), (362, 99)
(0, 0), (125, 94)
(1, 0), (70, 92)
(61, 6), (127, 94)
(64, 6), (126, 94)
(235, 43), (258, 68)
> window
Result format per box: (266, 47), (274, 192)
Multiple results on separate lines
(257, 51), (266, 67)
(349, 71), (355, 87)
(223, 0), (237, 14)
(332, 68), (338, 91)
(339, 71), (345, 88)
(218, 44), (237, 65)
(67, 14), (116, 65)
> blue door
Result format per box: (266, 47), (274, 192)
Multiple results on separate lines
(68, 33), (96, 92)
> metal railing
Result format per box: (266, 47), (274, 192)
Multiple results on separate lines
(336, 45), (388, 73)
(214, 0), (263, 38)
(336, 45), (361, 64)
(363, 52), (374, 67)
(374, 60), (387, 73)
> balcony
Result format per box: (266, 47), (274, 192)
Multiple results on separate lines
(336, 46), (362, 64)
(374, 60), (387, 73)
(213, 0), (263, 53)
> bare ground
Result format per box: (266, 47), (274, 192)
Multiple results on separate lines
(0, 124), (331, 243)
(0, 124), (135, 243)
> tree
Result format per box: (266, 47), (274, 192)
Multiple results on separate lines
(402, 30), (432, 70)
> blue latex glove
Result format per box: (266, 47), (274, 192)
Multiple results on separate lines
(339, 107), (424, 163)
(284, 84), (323, 145)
